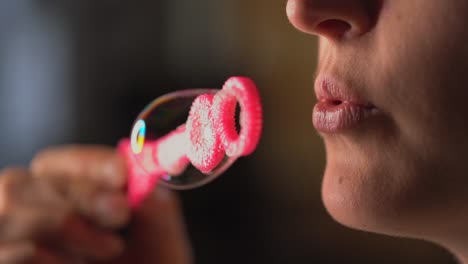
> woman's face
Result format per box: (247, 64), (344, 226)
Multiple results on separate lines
(287, 0), (468, 246)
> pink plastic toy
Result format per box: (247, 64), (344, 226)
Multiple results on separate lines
(185, 94), (225, 173)
(118, 77), (263, 208)
(214, 77), (262, 157)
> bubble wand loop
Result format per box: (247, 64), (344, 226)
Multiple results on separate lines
(118, 77), (263, 208)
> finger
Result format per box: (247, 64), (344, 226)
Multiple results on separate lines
(0, 168), (69, 242)
(0, 168), (125, 262)
(75, 190), (130, 229)
(51, 216), (124, 261)
(0, 241), (35, 264)
(145, 188), (193, 264)
(119, 187), (193, 264)
(31, 146), (130, 228)
(31, 145), (127, 190)
(38, 174), (130, 229)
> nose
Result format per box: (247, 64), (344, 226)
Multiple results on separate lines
(286, 0), (377, 41)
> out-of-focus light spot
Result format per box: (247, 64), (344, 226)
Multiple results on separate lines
(131, 119), (146, 154)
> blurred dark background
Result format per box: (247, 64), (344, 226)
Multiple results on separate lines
(0, 0), (456, 263)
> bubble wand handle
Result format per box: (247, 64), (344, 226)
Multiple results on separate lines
(118, 77), (263, 208)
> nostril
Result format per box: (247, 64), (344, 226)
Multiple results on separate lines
(331, 100), (343, 106)
(316, 19), (353, 39)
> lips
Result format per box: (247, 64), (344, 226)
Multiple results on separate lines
(313, 76), (378, 133)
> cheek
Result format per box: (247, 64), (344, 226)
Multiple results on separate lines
(375, 1), (468, 194)
(373, 0), (468, 149)
(322, 0), (468, 237)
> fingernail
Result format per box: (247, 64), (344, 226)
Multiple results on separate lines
(102, 155), (127, 188)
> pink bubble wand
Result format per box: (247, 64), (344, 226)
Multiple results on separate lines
(118, 77), (263, 208)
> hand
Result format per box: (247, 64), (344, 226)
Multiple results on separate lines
(0, 146), (192, 264)
(99, 187), (193, 264)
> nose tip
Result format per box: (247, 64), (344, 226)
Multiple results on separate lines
(286, 0), (372, 41)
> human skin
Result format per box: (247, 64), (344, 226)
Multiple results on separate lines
(287, 0), (468, 262)
(0, 146), (192, 264)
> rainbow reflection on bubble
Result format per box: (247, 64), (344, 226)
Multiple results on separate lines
(131, 119), (146, 154)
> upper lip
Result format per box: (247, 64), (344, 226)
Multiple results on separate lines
(314, 75), (375, 108)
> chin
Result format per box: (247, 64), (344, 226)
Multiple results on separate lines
(319, 142), (429, 238)
(321, 162), (380, 233)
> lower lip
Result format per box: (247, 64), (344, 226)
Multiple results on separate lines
(313, 101), (377, 133)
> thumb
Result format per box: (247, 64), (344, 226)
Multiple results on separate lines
(116, 188), (193, 264)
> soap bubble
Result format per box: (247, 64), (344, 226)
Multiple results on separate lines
(128, 89), (238, 190)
